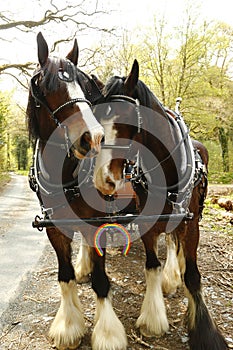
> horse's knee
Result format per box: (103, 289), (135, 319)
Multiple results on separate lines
(92, 263), (110, 298)
(184, 258), (201, 294)
(47, 228), (75, 283)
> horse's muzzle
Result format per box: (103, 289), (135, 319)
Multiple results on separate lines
(72, 131), (104, 159)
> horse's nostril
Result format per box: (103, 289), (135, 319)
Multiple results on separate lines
(106, 177), (115, 190)
(80, 131), (91, 151)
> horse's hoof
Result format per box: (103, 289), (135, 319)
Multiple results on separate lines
(139, 324), (167, 338)
(52, 338), (81, 350)
(139, 325), (156, 338)
(75, 274), (90, 284)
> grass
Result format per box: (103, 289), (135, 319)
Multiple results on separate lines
(0, 172), (11, 189)
(15, 169), (29, 176)
(208, 171), (233, 184)
(203, 140), (233, 184)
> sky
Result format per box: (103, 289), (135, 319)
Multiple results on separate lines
(1, 0), (233, 57)
(0, 0), (233, 101)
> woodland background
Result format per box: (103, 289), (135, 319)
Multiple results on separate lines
(0, 0), (232, 184)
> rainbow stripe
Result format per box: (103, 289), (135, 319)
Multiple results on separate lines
(94, 223), (131, 256)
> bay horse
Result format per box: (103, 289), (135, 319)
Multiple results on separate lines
(92, 60), (228, 350)
(26, 32), (124, 350)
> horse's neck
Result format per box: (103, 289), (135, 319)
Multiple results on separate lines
(139, 111), (183, 188)
(142, 108), (176, 151)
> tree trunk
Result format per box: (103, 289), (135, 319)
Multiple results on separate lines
(218, 127), (229, 172)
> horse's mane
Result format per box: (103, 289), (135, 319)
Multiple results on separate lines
(26, 92), (38, 142)
(26, 57), (76, 141)
(103, 75), (167, 117)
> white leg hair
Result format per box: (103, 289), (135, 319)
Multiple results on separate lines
(75, 235), (92, 283)
(184, 286), (196, 330)
(49, 280), (85, 350)
(162, 234), (182, 295)
(92, 295), (127, 350)
(136, 267), (169, 337)
(177, 241), (186, 278)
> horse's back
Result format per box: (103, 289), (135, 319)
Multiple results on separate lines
(192, 139), (209, 169)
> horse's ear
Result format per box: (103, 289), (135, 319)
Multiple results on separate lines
(124, 59), (139, 96)
(91, 74), (105, 91)
(66, 39), (79, 66)
(37, 32), (49, 67)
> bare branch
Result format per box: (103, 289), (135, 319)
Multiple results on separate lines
(0, 63), (35, 75)
(0, 2), (111, 31)
(1, 71), (29, 90)
(0, 0), (114, 86)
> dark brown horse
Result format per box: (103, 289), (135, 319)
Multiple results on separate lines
(27, 33), (126, 350)
(93, 60), (228, 350)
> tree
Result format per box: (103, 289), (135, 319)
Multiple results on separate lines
(142, 16), (170, 105)
(89, 29), (139, 82)
(0, 0), (115, 173)
(114, 6), (233, 174)
(0, 92), (11, 170)
(14, 136), (28, 170)
(0, 0), (113, 88)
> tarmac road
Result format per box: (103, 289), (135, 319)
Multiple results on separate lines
(0, 173), (46, 319)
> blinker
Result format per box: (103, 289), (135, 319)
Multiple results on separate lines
(58, 65), (74, 83)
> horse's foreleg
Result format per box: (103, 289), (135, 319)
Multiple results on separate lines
(75, 234), (92, 283)
(47, 228), (85, 350)
(90, 247), (127, 350)
(137, 231), (169, 337)
(162, 233), (182, 295)
(183, 220), (228, 350)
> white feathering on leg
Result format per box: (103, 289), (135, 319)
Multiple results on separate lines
(136, 267), (169, 337)
(75, 236), (92, 283)
(162, 234), (182, 295)
(92, 296), (127, 350)
(49, 280), (85, 350)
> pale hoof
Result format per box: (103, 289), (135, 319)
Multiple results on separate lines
(162, 279), (178, 296)
(75, 273), (90, 284)
(138, 324), (166, 338)
(51, 336), (81, 350)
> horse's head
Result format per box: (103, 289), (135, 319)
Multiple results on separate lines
(27, 32), (104, 159)
(93, 60), (143, 195)
(94, 59), (193, 199)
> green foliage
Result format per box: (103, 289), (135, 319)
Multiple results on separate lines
(203, 140), (233, 183)
(0, 92), (11, 171)
(0, 91), (29, 174)
(92, 13), (233, 176)
(0, 172), (10, 189)
(13, 135), (29, 170)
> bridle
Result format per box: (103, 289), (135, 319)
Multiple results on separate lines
(28, 64), (104, 217)
(100, 94), (197, 212)
(30, 64), (103, 156)
(100, 95), (142, 179)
